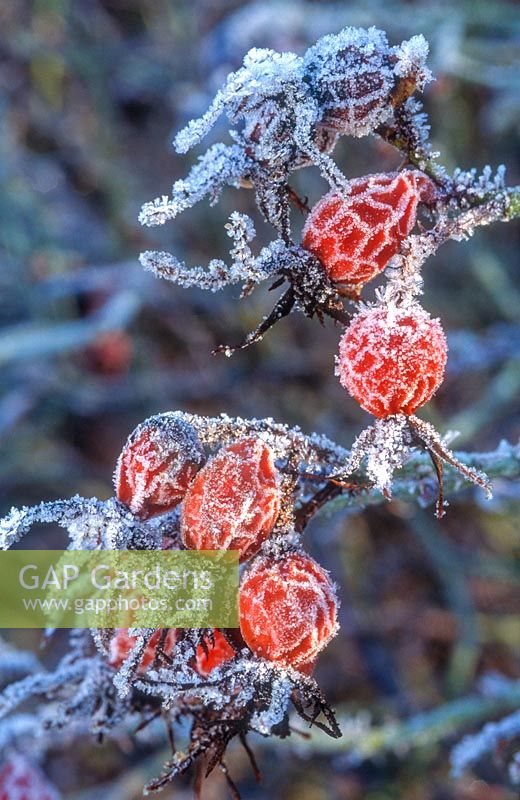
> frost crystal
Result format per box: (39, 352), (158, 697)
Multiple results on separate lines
(347, 415), (412, 492)
(393, 34), (433, 88)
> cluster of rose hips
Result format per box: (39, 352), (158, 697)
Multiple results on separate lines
(110, 414), (338, 677)
(295, 168), (493, 512)
(302, 169), (447, 421)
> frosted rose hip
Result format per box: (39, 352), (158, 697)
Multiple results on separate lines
(239, 553), (338, 668)
(115, 414), (206, 518)
(0, 755), (60, 800)
(302, 171), (434, 287)
(305, 28), (395, 137)
(181, 438), (281, 561)
(194, 630), (236, 676)
(109, 628), (177, 670)
(337, 305), (448, 418)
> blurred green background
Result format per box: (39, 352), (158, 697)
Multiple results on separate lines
(0, 1), (519, 798)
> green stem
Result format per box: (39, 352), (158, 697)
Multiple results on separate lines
(318, 440), (520, 516)
(285, 685), (520, 759)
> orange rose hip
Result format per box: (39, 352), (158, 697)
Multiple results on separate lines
(194, 630), (236, 677)
(181, 438), (281, 561)
(115, 414), (206, 518)
(239, 552), (338, 668)
(108, 628), (178, 671)
(337, 304), (447, 418)
(302, 170), (435, 288)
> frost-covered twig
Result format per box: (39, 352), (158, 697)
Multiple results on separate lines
(377, 105), (520, 221)
(140, 216), (280, 292)
(451, 705), (520, 780)
(138, 145), (252, 227)
(320, 439), (520, 516)
(0, 496), (157, 551)
(287, 681), (520, 762)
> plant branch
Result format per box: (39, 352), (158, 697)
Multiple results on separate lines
(317, 440), (519, 516)
(285, 683), (520, 760)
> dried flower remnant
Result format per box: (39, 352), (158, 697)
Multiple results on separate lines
(181, 438), (282, 561)
(239, 550), (338, 668)
(115, 414), (206, 518)
(167, 28), (430, 201)
(304, 30), (431, 137)
(302, 171), (435, 291)
(137, 27), (437, 349)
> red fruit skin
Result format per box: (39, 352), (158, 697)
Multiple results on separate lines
(181, 438), (281, 562)
(302, 171), (435, 287)
(239, 553), (338, 668)
(115, 415), (206, 519)
(338, 305), (448, 418)
(0, 755), (60, 800)
(194, 630), (236, 677)
(109, 628), (177, 671)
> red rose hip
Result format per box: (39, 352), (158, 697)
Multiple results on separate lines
(239, 552), (338, 668)
(194, 630), (236, 676)
(181, 438), (281, 561)
(302, 170), (435, 288)
(115, 414), (206, 518)
(0, 755), (60, 800)
(109, 628), (177, 671)
(337, 304), (448, 418)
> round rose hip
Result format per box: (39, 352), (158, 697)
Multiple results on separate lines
(304, 27), (409, 137)
(115, 414), (206, 518)
(337, 304), (447, 418)
(302, 171), (434, 288)
(239, 552), (338, 669)
(181, 438), (281, 562)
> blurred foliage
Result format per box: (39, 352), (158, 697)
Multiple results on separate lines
(0, 1), (519, 798)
